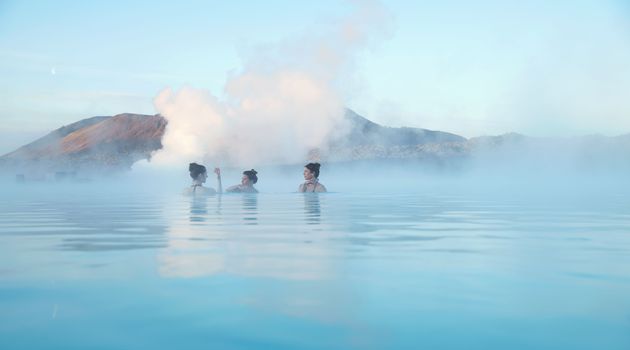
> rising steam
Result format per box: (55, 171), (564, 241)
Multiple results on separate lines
(151, 0), (390, 167)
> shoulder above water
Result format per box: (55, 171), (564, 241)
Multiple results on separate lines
(298, 182), (327, 193)
(183, 185), (217, 196)
(226, 185), (258, 193)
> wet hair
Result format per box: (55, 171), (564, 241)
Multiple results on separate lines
(305, 162), (321, 178)
(243, 169), (258, 184)
(189, 162), (207, 179)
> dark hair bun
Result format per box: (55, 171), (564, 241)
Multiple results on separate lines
(189, 162), (207, 179)
(305, 162), (321, 178)
(243, 169), (258, 184)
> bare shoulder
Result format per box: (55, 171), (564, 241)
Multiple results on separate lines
(198, 187), (217, 195)
(226, 185), (240, 193)
(184, 186), (216, 196)
(316, 183), (327, 192)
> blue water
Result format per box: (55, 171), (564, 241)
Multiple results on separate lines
(1, 185), (629, 349)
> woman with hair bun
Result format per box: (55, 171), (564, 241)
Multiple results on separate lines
(299, 162), (327, 193)
(184, 162), (220, 195)
(215, 168), (259, 193)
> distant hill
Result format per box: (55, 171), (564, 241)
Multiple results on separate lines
(3, 116), (110, 160)
(339, 109), (465, 146)
(1, 113), (166, 175)
(0, 109), (471, 175)
(1, 109), (628, 176)
(319, 110), (470, 162)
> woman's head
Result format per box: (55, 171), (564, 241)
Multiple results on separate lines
(189, 163), (207, 182)
(303, 162), (321, 180)
(242, 169), (258, 186)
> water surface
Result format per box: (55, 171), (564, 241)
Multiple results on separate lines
(1, 185), (629, 349)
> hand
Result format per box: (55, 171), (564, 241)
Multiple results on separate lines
(214, 167), (221, 177)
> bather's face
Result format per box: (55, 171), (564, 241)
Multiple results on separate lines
(197, 172), (208, 183)
(303, 168), (314, 181)
(241, 175), (250, 186)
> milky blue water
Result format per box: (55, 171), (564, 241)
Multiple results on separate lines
(1, 185), (629, 349)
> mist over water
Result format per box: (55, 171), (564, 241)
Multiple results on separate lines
(4, 152), (629, 197)
(1, 165), (630, 349)
(2, 1), (630, 349)
(149, 1), (391, 168)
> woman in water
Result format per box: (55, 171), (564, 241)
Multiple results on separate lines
(215, 168), (259, 193)
(299, 162), (327, 192)
(185, 162), (219, 195)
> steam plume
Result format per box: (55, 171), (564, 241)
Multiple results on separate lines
(151, 0), (390, 167)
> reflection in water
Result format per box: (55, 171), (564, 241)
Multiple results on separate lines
(215, 194), (222, 215)
(188, 195), (223, 223)
(4, 189), (630, 349)
(189, 196), (208, 223)
(303, 193), (321, 225)
(53, 200), (168, 252)
(242, 194), (258, 225)
(163, 195), (225, 278)
(160, 194), (336, 282)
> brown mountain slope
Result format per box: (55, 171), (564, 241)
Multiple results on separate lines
(2, 110), (629, 176)
(1, 110), (469, 173)
(60, 114), (166, 155)
(1, 113), (166, 173)
(2, 116), (110, 160)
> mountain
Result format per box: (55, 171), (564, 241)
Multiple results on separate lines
(2, 116), (110, 160)
(0, 110), (470, 175)
(1, 113), (166, 176)
(322, 110), (469, 162)
(340, 109), (465, 146)
(2, 110), (628, 177)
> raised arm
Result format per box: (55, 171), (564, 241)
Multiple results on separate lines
(214, 167), (222, 194)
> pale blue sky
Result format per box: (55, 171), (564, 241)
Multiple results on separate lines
(1, 0), (630, 154)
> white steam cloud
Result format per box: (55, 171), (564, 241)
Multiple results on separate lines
(151, 0), (390, 167)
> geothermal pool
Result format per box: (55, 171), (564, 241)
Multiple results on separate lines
(1, 184), (629, 349)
